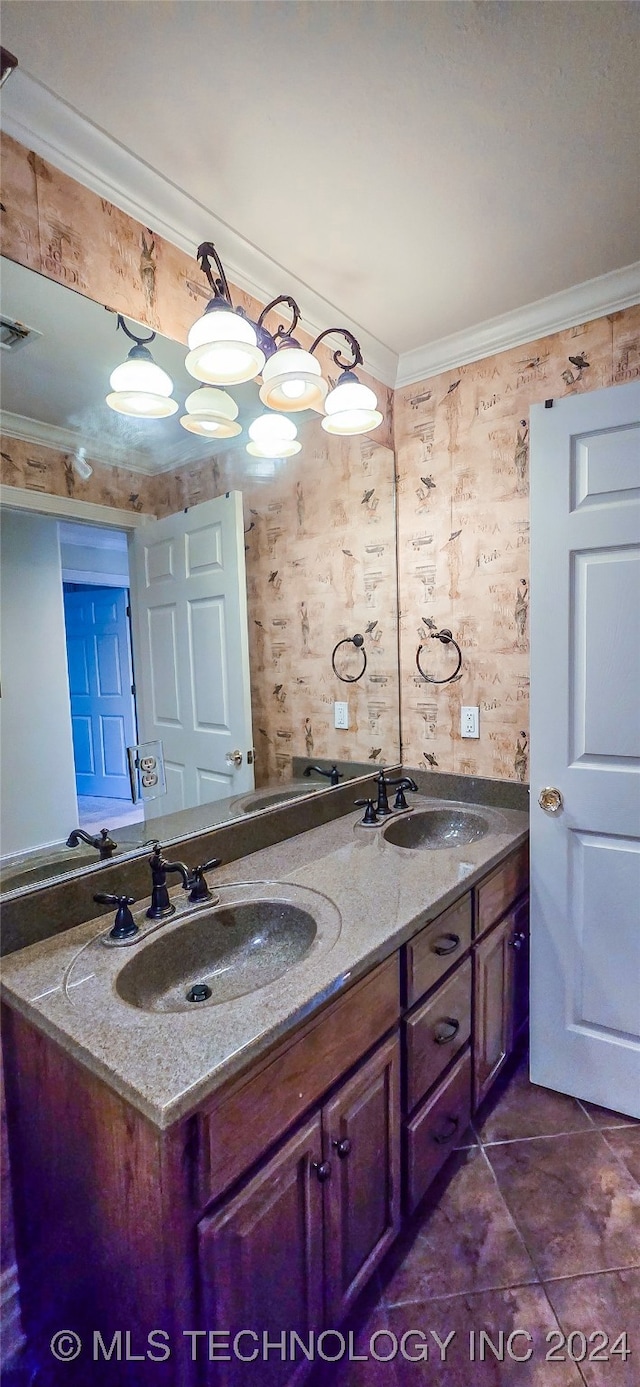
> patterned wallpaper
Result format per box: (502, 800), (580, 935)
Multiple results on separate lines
(149, 423), (400, 783)
(395, 304), (640, 783)
(0, 433), (155, 513)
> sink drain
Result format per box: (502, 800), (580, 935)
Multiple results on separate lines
(186, 982), (212, 1003)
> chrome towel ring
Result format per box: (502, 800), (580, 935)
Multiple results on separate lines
(416, 628), (462, 684)
(332, 633), (367, 683)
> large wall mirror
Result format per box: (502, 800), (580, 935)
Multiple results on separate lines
(0, 257), (400, 893)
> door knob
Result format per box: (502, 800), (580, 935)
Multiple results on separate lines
(539, 786), (563, 814)
(226, 749), (243, 767)
(332, 1138), (351, 1159)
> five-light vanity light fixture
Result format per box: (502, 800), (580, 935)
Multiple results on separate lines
(106, 241), (383, 455)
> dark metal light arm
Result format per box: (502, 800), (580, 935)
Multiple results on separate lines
(308, 327), (364, 372)
(192, 242), (366, 372)
(196, 242), (233, 306)
(256, 295), (301, 344)
(116, 315), (156, 349)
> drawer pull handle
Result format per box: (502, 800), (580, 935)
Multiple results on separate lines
(312, 1160), (332, 1183)
(332, 1138), (351, 1159)
(432, 933), (460, 957)
(433, 1115), (459, 1145)
(433, 1018), (460, 1045)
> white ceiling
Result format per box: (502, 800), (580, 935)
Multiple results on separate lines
(2, 1), (640, 380)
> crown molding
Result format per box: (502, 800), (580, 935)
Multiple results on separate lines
(1, 70), (398, 389)
(0, 410), (153, 474)
(0, 410), (221, 476)
(396, 262), (640, 387)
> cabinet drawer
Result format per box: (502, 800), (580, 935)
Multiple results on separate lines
(475, 842), (529, 939)
(404, 957), (472, 1112)
(196, 954), (400, 1207)
(404, 894), (472, 1007)
(404, 1047), (472, 1214)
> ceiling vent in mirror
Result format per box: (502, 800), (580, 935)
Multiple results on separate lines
(0, 316), (43, 353)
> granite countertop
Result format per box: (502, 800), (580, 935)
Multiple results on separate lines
(0, 795), (528, 1130)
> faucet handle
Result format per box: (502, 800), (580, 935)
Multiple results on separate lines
(354, 799), (379, 826)
(188, 858), (221, 903)
(93, 893), (138, 942)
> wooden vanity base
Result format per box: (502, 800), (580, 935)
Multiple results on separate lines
(2, 842), (528, 1386)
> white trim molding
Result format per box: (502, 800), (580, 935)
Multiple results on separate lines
(0, 410), (218, 478)
(396, 263), (640, 387)
(0, 485), (155, 527)
(1, 70), (398, 389)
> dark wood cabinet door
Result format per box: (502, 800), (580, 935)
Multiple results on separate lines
(323, 1034), (401, 1323)
(511, 894), (530, 1045)
(197, 1114), (324, 1387)
(473, 912), (516, 1110)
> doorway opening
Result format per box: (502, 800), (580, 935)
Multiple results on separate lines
(59, 522), (144, 831)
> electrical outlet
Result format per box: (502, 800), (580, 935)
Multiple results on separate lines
(334, 701), (349, 730)
(461, 706), (479, 738)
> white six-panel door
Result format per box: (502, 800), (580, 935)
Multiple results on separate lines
(130, 491), (254, 816)
(530, 380), (640, 1117)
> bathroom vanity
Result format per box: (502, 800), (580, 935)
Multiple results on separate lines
(1, 791), (528, 1386)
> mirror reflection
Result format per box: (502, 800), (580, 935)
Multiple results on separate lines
(0, 259), (400, 892)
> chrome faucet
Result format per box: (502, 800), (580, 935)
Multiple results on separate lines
(66, 827), (118, 859)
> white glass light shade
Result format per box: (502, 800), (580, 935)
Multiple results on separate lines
(106, 354), (178, 418)
(179, 387), (242, 438)
(321, 374), (382, 436)
(186, 307), (265, 385)
(246, 413), (301, 459)
(259, 347), (328, 412)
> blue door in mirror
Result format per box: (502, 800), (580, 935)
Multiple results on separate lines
(63, 585), (137, 798)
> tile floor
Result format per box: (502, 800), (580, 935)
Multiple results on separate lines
(77, 794), (144, 833)
(314, 1053), (640, 1387)
(4, 1055), (639, 1386)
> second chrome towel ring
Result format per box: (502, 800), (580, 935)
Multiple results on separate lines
(416, 628), (462, 685)
(332, 633), (367, 683)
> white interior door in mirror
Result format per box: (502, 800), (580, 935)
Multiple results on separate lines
(530, 380), (640, 1118)
(130, 491), (254, 816)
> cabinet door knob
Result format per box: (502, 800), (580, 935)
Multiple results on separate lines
(433, 1017), (460, 1045)
(538, 786), (563, 813)
(332, 1138), (351, 1159)
(511, 931), (527, 950)
(312, 1160), (332, 1183)
(433, 1115), (459, 1146)
(432, 932), (460, 957)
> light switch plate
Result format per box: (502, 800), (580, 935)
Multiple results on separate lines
(461, 706), (480, 738)
(334, 701), (349, 730)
